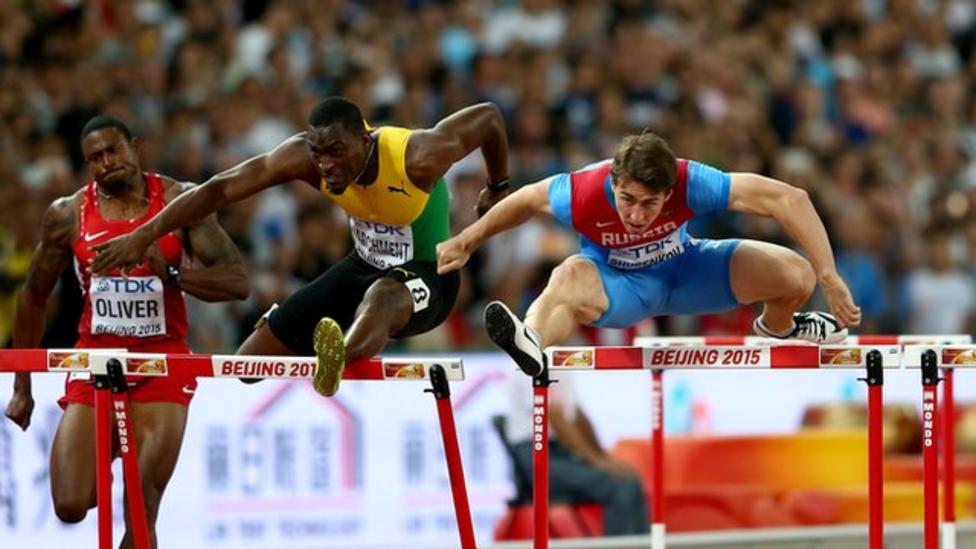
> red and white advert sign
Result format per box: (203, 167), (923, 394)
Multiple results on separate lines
(550, 348), (595, 369)
(47, 350), (90, 371)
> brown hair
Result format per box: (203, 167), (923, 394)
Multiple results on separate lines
(611, 131), (677, 193)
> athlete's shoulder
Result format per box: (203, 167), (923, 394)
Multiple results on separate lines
(158, 175), (194, 202)
(42, 191), (82, 245)
(572, 158), (613, 176)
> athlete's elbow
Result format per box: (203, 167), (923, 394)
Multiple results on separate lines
(227, 270), (249, 300)
(777, 186), (810, 213)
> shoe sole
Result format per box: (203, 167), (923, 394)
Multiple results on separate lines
(484, 302), (543, 377)
(313, 317), (345, 397)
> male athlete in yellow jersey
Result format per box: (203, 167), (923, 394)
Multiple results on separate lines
(91, 97), (510, 396)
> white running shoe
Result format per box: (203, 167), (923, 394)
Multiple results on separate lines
(484, 301), (546, 377)
(753, 311), (848, 344)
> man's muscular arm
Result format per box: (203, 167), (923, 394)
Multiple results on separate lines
(90, 136), (317, 274)
(407, 103), (510, 214)
(145, 181), (249, 302)
(5, 197), (76, 430)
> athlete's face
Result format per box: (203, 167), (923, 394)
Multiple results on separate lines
(611, 176), (671, 234)
(305, 124), (371, 193)
(82, 128), (141, 192)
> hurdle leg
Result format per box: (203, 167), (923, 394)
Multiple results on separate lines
(859, 350), (884, 549)
(106, 359), (151, 549)
(93, 377), (114, 549)
(650, 369), (665, 549)
(532, 367), (552, 549)
(921, 350), (940, 549)
(425, 365), (476, 549)
(942, 367), (956, 549)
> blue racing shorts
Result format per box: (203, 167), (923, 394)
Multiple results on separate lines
(585, 238), (743, 328)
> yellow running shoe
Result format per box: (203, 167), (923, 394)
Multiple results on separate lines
(313, 317), (345, 396)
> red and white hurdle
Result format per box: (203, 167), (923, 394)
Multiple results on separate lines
(0, 350), (475, 549)
(528, 335), (973, 549)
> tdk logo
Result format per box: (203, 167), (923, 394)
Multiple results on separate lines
(100, 278), (159, 293)
(358, 221), (406, 236)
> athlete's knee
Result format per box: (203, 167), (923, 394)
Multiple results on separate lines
(52, 492), (92, 523)
(782, 254), (816, 298)
(549, 256), (597, 289)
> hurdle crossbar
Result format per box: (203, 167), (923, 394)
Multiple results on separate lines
(0, 349), (473, 549)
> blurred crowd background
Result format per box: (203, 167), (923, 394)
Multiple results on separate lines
(1, 0), (975, 354)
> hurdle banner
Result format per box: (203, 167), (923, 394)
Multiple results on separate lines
(0, 350), (474, 549)
(546, 344), (902, 370)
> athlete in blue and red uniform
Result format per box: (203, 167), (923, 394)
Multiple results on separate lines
(437, 131), (862, 375)
(4, 116), (247, 547)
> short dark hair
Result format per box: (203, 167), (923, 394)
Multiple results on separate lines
(611, 131), (676, 193)
(308, 96), (366, 134)
(81, 115), (133, 141)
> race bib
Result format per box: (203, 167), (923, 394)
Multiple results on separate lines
(607, 232), (685, 269)
(89, 276), (167, 338)
(350, 217), (413, 269)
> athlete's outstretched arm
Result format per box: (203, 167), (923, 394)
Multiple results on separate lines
(5, 198), (76, 431)
(728, 173), (861, 327)
(436, 177), (552, 274)
(408, 102), (510, 215)
(90, 136), (317, 274)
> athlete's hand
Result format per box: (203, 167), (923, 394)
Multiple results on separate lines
(143, 242), (168, 279)
(436, 236), (471, 274)
(475, 186), (509, 218)
(89, 229), (153, 275)
(820, 272), (861, 328)
(5, 388), (34, 431)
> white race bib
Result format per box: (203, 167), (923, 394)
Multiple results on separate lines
(349, 217), (413, 269)
(89, 276), (167, 338)
(607, 232), (685, 269)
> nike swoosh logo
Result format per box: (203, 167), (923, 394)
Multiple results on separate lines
(596, 221), (615, 228)
(84, 230), (110, 242)
(181, 385), (196, 395)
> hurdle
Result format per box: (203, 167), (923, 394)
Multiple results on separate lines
(630, 335), (972, 549)
(903, 342), (976, 549)
(532, 342), (906, 549)
(0, 350), (476, 549)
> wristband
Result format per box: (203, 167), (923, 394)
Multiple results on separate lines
(165, 264), (181, 287)
(487, 178), (510, 192)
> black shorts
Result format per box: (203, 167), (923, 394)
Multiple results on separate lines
(267, 253), (460, 355)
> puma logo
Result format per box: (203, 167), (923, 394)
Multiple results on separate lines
(387, 181), (411, 197)
(391, 267), (416, 279)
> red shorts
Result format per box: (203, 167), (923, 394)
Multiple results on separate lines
(58, 339), (197, 410)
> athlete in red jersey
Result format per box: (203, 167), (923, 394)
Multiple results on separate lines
(4, 116), (247, 548)
(438, 131), (861, 376)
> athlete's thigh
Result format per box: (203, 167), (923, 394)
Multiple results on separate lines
(386, 260), (461, 338)
(586, 257), (665, 329)
(664, 238), (742, 315)
(728, 239), (811, 304)
(50, 403), (97, 505)
(269, 254), (377, 354)
(130, 402), (188, 493)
